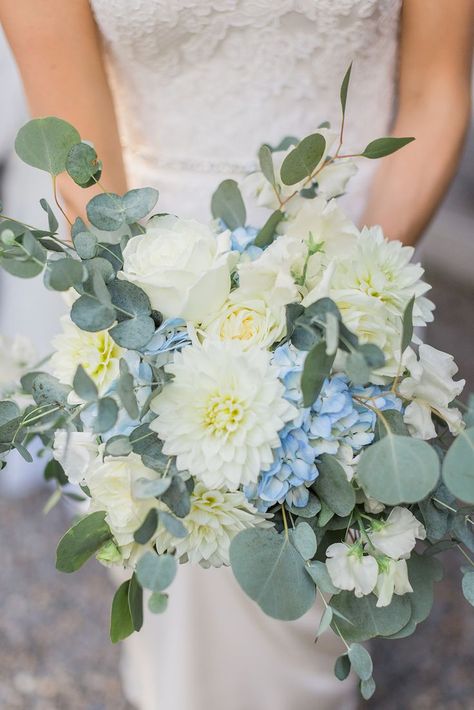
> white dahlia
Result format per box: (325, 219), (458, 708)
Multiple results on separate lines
(51, 315), (124, 396)
(155, 482), (268, 567)
(150, 341), (296, 490)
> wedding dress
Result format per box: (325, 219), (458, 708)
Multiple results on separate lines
(89, 2), (402, 709)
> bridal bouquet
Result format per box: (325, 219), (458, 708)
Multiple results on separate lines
(1, 68), (473, 699)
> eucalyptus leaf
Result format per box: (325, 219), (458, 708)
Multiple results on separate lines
(93, 397), (118, 434)
(360, 677), (376, 701)
(15, 117), (80, 175)
(401, 296), (415, 353)
(32, 373), (71, 407)
(301, 341), (335, 407)
(280, 133), (326, 186)
(462, 571), (474, 606)
(346, 351), (370, 385)
(46, 257), (86, 291)
(148, 592), (169, 614)
(306, 560), (340, 595)
(87, 193), (125, 231)
(73, 365), (98, 402)
(39, 198), (59, 233)
(358, 434), (440, 505)
(334, 654), (351, 681)
(134, 508), (159, 544)
(258, 144), (275, 185)
(159, 511), (188, 539)
(254, 209), (284, 248)
(348, 643), (373, 681)
(66, 142), (102, 187)
(361, 136), (415, 159)
(122, 188), (159, 222)
(211, 179), (246, 230)
(73, 231), (98, 260)
(110, 315), (155, 350)
(136, 551), (177, 592)
(313, 454), (355, 517)
(71, 294), (116, 332)
(230, 528), (316, 621)
(442, 427), (474, 504)
(161, 475), (191, 518)
(375, 409), (408, 440)
(340, 62), (352, 116)
(56, 511), (111, 573)
(286, 492), (321, 519)
(108, 279), (151, 317)
(316, 606), (333, 637)
(104, 435), (133, 457)
(330, 592), (411, 643)
(132, 477), (172, 500)
(290, 522), (317, 561)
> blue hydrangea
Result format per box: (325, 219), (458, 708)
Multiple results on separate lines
(230, 226), (257, 253)
(247, 344), (402, 511)
(144, 318), (191, 357)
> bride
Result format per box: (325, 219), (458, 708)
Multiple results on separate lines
(1, 1), (472, 708)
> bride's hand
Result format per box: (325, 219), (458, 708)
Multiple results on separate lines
(362, 0), (474, 246)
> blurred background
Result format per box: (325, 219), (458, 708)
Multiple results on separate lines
(0, 27), (473, 710)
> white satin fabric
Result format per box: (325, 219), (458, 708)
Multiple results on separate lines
(90, 2), (402, 708)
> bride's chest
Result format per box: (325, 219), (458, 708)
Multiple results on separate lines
(90, 0), (401, 71)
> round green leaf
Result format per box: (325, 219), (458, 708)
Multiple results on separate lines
(73, 231), (98, 260)
(211, 179), (246, 230)
(31, 373), (71, 407)
(348, 643), (373, 681)
(230, 528), (316, 621)
(357, 434), (440, 505)
(93, 397), (119, 434)
(86, 193), (125, 231)
(313, 454), (355, 517)
(46, 257), (86, 291)
(442, 428), (474, 504)
(66, 142), (102, 186)
(134, 508), (159, 544)
(330, 592), (411, 643)
(109, 315), (155, 349)
(132, 477), (172, 500)
(108, 279), (151, 316)
(110, 580), (134, 643)
(136, 551), (177, 592)
(148, 592), (169, 614)
(122, 188), (159, 223)
(280, 133), (326, 186)
(290, 522), (317, 560)
(360, 677), (376, 700)
(334, 654), (351, 681)
(15, 117), (80, 175)
(71, 294), (116, 332)
(462, 570), (474, 606)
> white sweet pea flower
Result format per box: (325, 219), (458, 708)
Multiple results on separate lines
(120, 215), (237, 323)
(326, 542), (378, 597)
(240, 128), (338, 210)
(398, 345), (465, 440)
(155, 482), (269, 567)
(368, 507), (426, 560)
(315, 159), (358, 200)
(374, 558), (413, 607)
(201, 289), (286, 350)
(51, 316), (124, 396)
(53, 430), (98, 484)
(150, 340), (296, 490)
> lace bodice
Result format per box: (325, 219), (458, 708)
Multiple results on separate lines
(90, 0), (402, 219)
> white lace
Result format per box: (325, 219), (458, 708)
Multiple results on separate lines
(90, 0), (402, 217)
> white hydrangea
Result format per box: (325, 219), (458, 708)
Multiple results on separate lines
(150, 340), (296, 490)
(53, 430), (98, 484)
(374, 558), (413, 608)
(399, 345), (465, 439)
(326, 542), (378, 597)
(155, 482), (268, 567)
(368, 507), (426, 560)
(51, 316), (124, 396)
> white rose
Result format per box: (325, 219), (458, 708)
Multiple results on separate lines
(202, 289), (286, 350)
(53, 430), (98, 484)
(399, 345), (465, 439)
(86, 452), (160, 555)
(120, 215), (237, 323)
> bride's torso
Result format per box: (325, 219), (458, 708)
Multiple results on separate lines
(90, 0), (402, 220)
